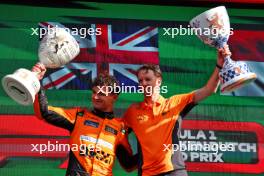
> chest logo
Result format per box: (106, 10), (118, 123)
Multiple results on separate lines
(105, 125), (118, 135)
(84, 120), (99, 128)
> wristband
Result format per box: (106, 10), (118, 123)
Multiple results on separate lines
(216, 64), (223, 69)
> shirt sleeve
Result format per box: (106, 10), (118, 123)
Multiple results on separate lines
(116, 123), (138, 172)
(122, 105), (135, 129)
(168, 91), (195, 115)
(33, 88), (78, 131)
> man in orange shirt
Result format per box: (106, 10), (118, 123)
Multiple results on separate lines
(33, 63), (137, 176)
(123, 45), (231, 176)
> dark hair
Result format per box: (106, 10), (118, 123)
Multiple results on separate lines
(137, 64), (162, 78)
(91, 74), (120, 94)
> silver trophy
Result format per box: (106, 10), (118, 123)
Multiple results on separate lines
(2, 27), (80, 105)
(190, 6), (257, 93)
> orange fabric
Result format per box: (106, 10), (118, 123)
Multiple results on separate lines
(47, 106), (79, 124)
(70, 109), (130, 176)
(33, 94), (78, 124)
(33, 95), (131, 176)
(124, 92), (194, 176)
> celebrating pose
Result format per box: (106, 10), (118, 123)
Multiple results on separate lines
(123, 45), (231, 176)
(33, 63), (137, 176)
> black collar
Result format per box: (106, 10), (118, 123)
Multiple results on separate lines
(92, 108), (114, 119)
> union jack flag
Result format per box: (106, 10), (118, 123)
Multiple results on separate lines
(39, 22), (159, 90)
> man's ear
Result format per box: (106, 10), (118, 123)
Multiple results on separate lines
(156, 78), (162, 86)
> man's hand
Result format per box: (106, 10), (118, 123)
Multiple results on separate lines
(32, 62), (46, 80)
(217, 44), (232, 67)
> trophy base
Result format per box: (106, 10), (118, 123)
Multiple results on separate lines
(2, 69), (40, 105)
(220, 72), (257, 93)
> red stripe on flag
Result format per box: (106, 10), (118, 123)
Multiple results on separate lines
(43, 72), (75, 89)
(74, 48), (159, 64)
(117, 27), (156, 46)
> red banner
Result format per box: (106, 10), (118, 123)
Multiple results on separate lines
(1, 115), (264, 173)
(183, 120), (264, 174)
(0, 115), (69, 167)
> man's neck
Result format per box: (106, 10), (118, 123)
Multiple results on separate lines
(92, 108), (114, 119)
(144, 93), (160, 106)
(103, 106), (114, 113)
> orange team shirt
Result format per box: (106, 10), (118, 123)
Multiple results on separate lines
(123, 92), (195, 176)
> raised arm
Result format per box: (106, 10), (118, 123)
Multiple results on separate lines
(32, 63), (78, 131)
(193, 45), (231, 103)
(34, 88), (78, 131)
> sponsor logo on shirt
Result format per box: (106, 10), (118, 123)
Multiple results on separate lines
(84, 120), (99, 128)
(105, 125), (118, 135)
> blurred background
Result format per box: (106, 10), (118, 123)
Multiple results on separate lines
(0, 1), (263, 176)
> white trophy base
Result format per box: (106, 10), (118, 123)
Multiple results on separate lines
(220, 72), (257, 93)
(2, 68), (40, 105)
